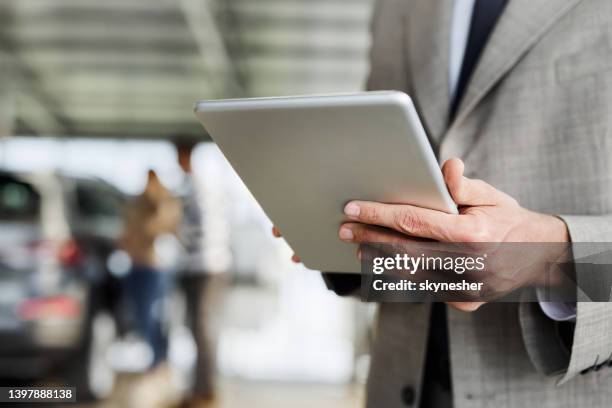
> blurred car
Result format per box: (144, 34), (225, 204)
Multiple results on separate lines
(0, 171), (125, 400)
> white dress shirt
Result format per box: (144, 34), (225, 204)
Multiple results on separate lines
(449, 0), (476, 101)
(449, 0), (576, 321)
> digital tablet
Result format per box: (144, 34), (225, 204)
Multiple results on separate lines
(194, 91), (457, 273)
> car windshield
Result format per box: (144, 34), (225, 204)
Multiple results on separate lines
(0, 175), (40, 221)
(75, 183), (123, 219)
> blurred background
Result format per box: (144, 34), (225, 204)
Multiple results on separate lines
(0, 1), (375, 407)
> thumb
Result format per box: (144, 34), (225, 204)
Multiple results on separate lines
(442, 158), (507, 206)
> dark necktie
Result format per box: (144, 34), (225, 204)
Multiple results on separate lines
(450, 0), (509, 119)
(420, 2), (509, 408)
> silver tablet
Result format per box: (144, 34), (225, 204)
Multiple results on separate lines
(195, 91), (457, 273)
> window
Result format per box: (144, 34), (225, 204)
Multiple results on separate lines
(75, 183), (124, 220)
(0, 175), (40, 221)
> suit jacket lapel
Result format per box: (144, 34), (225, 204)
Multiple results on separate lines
(406, 0), (453, 146)
(447, 0), (584, 137)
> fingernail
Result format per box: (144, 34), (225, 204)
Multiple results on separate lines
(344, 203), (360, 217)
(339, 227), (354, 241)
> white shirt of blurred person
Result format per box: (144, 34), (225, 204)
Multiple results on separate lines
(175, 140), (208, 275)
(174, 139), (222, 402)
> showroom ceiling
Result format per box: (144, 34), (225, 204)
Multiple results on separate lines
(0, 0), (373, 139)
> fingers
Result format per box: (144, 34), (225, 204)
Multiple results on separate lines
(343, 201), (460, 241)
(339, 223), (421, 244)
(271, 226), (301, 264)
(442, 158), (514, 207)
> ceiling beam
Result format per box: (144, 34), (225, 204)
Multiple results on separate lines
(178, 0), (244, 97)
(0, 62), (16, 137)
(15, 91), (66, 136)
(1, 3), (74, 136)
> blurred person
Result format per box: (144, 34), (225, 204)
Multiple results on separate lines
(174, 138), (224, 406)
(273, 1), (612, 407)
(120, 170), (181, 375)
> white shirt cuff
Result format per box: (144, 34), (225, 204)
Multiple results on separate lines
(536, 289), (577, 321)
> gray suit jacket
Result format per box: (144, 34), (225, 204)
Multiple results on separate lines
(339, 0), (612, 407)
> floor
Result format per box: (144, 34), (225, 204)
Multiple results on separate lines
(74, 374), (364, 408)
(207, 381), (363, 408)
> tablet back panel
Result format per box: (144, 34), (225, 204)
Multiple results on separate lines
(195, 91), (457, 273)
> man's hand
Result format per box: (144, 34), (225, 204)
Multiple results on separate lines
(338, 158), (570, 311)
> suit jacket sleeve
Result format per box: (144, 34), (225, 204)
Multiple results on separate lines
(521, 215), (612, 384)
(556, 215), (612, 384)
(322, 273), (362, 297)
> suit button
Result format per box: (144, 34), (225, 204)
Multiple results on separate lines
(401, 385), (415, 406)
